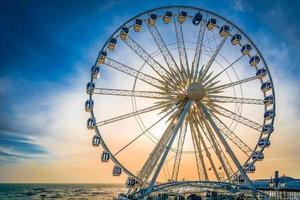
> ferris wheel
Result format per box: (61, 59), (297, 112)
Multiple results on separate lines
(85, 6), (275, 198)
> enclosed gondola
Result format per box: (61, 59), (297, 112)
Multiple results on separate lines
(134, 19), (143, 32)
(126, 177), (138, 188)
(120, 27), (129, 41)
(91, 66), (100, 79)
(264, 95), (274, 106)
(261, 81), (272, 92)
(206, 18), (217, 30)
(108, 38), (117, 51)
(259, 138), (271, 148)
(249, 55), (261, 66)
(97, 51), (107, 64)
(148, 13), (157, 26)
(113, 165), (122, 176)
(92, 135), (101, 147)
(262, 124), (274, 134)
(245, 164), (256, 173)
(256, 68), (267, 79)
(86, 82), (95, 95)
(219, 25), (230, 37)
(241, 44), (252, 55)
(87, 117), (96, 130)
(178, 11), (187, 24)
(231, 33), (242, 45)
(163, 11), (172, 24)
(238, 175), (245, 183)
(101, 151), (110, 162)
(84, 99), (94, 112)
(192, 12), (202, 25)
(252, 152), (264, 161)
(264, 109), (275, 120)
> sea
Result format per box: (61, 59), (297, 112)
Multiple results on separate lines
(0, 184), (127, 200)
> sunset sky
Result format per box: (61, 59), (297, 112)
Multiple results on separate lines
(0, 0), (300, 183)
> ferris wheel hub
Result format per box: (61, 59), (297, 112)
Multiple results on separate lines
(186, 82), (205, 100)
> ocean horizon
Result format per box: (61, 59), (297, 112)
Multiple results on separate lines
(0, 183), (127, 199)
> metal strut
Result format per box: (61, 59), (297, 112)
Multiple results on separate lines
(209, 112), (253, 156)
(173, 14), (189, 79)
(198, 102), (253, 187)
(146, 101), (192, 194)
(171, 118), (188, 181)
(192, 112), (220, 181)
(146, 23), (184, 82)
(189, 113), (209, 181)
(207, 95), (264, 105)
(96, 103), (169, 127)
(94, 88), (170, 99)
(192, 16), (206, 82)
(213, 105), (263, 131)
(104, 57), (165, 90)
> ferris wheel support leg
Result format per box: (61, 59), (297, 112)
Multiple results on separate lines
(198, 102), (254, 189)
(146, 100), (192, 194)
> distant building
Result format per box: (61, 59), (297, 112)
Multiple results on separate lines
(253, 171), (300, 199)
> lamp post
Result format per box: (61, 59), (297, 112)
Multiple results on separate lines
(269, 171), (286, 199)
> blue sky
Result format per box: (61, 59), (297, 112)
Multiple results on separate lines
(0, 0), (300, 182)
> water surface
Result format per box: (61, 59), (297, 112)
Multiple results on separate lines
(0, 184), (127, 200)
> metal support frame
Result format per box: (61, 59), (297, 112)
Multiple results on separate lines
(189, 114), (209, 180)
(146, 23), (184, 81)
(146, 100), (192, 194)
(213, 105), (262, 131)
(173, 14), (189, 79)
(171, 119), (188, 181)
(105, 57), (165, 90)
(198, 102), (253, 188)
(94, 88), (170, 99)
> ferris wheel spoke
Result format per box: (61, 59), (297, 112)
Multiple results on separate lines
(204, 55), (244, 86)
(207, 75), (257, 93)
(208, 112), (253, 156)
(96, 103), (169, 127)
(124, 36), (178, 88)
(173, 14), (189, 79)
(212, 104), (263, 131)
(94, 88), (171, 99)
(188, 114), (209, 181)
(198, 114), (232, 180)
(192, 19), (206, 81)
(199, 29), (231, 82)
(146, 23), (185, 82)
(171, 119), (188, 181)
(198, 102), (253, 186)
(207, 95), (264, 105)
(104, 57), (166, 90)
(113, 104), (178, 157)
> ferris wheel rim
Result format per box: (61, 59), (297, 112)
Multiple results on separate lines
(87, 5), (276, 187)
